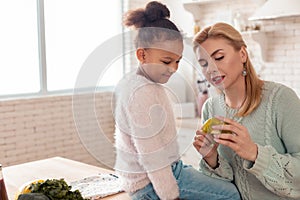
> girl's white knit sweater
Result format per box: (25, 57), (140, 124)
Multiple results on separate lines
(114, 71), (180, 200)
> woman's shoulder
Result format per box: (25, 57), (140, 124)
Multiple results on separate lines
(263, 81), (281, 90)
(263, 81), (297, 96)
(262, 81), (299, 105)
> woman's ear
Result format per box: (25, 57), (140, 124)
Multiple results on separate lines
(240, 46), (248, 63)
(136, 48), (146, 63)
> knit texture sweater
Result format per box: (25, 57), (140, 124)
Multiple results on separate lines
(114, 71), (180, 200)
(200, 81), (300, 200)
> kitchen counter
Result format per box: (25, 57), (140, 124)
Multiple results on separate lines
(2, 156), (130, 200)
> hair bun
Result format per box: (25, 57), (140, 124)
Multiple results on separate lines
(144, 1), (170, 22)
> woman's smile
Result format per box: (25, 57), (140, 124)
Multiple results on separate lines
(211, 75), (225, 85)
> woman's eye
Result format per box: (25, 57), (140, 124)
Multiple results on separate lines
(215, 56), (224, 61)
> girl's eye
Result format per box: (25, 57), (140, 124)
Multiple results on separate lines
(199, 60), (208, 67)
(162, 61), (171, 65)
(215, 56), (224, 61)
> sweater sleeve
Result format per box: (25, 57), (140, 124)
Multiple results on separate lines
(200, 155), (234, 182)
(199, 99), (234, 182)
(244, 85), (300, 198)
(127, 83), (180, 200)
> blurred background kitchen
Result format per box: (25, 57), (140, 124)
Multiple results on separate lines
(1, 0), (299, 169)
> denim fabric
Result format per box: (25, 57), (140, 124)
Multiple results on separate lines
(130, 160), (240, 200)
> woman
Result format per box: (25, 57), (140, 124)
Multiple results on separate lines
(193, 22), (300, 200)
(114, 3), (240, 200)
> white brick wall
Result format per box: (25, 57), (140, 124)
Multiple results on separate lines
(0, 92), (115, 168)
(181, 0), (300, 96)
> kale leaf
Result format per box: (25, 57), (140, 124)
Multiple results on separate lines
(29, 179), (88, 200)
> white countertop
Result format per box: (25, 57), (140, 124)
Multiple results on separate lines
(2, 156), (130, 200)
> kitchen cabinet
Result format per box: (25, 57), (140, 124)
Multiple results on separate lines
(181, 0), (221, 5)
(182, 0), (222, 21)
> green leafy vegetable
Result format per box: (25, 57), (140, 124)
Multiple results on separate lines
(28, 179), (88, 200)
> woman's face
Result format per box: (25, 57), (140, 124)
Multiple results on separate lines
(138, 40), (183, 84)
(196, 38), (246, 91)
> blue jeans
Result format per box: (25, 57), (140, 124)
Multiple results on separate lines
(130, 160), (240, 200)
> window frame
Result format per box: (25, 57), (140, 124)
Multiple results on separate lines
(0, 0), (125, 99)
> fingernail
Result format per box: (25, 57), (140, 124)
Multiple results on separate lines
(213, 138), (219, 142)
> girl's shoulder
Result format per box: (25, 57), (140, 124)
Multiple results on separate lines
(116, 72), (161, 95)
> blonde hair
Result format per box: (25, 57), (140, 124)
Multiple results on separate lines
(193, 22), (263, 117)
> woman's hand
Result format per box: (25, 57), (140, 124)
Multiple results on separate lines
(193, 128), (219, 168)
(212, 116), (258, 162)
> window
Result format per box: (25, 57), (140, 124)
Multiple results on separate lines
(0, 0), (40, 96)
(44, 0), (123, 91)
(0, 0), (123, 97)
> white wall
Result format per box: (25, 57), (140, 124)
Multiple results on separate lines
(161, 0), (194, 37)
(0, 92), (115, 168)
(179, 0), (300, 96)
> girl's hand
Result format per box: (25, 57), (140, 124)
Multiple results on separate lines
(193, 129), (218, 158)
(212, 116), (258, 162)
(193, 128), (219, 168)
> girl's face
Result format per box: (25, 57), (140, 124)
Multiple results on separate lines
(196, 38), (247, 91)
(137, 40), (183, 84)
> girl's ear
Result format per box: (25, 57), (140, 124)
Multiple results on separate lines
(240, 46), (248, 63)
(136, 48), (146, 63)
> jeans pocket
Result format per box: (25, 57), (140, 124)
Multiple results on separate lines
(143, 193), (160, 200)
(131, 189), (159, 200)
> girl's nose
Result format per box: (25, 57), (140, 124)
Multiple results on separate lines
(205, 62), (219, 75)
(169, 64), (178, 73)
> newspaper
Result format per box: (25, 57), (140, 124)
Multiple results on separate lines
(70, 173), (123, 200)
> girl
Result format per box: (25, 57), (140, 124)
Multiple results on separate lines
(114, 2), (240, 200)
